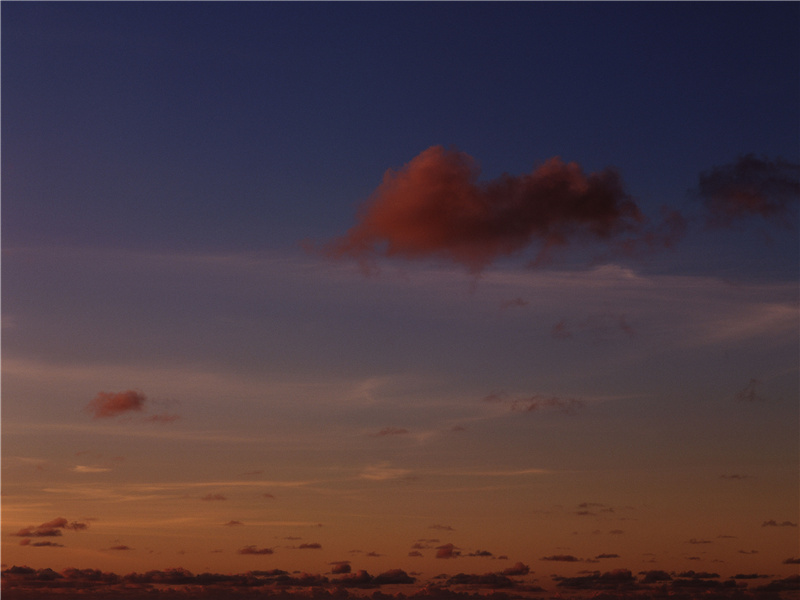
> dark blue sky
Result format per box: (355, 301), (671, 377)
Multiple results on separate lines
(4, 2), (798, 274)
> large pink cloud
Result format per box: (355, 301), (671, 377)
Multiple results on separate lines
(86, 390), (145, 418)
(321, 146), (644, 272)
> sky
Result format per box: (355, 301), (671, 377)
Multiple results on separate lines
(2, 2), (799, 599)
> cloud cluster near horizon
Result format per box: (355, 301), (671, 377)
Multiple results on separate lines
(3, 565), (799, 599)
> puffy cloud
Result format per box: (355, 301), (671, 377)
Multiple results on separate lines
(762, 519), (798, 527)
(639, 570), (672, 583)
(14, 517), (89, 538)
(238, 545), (274, 555)
(554, 568), (636, 590)
(330, 561), (351, 574)
(373, 569), (415, 585)
(436, 543), (461, 559)
(465, 550), (493, 558)
(501, 562), (530, 576)
(755, 575), (800, 593)
(321, 146), (645, 272)
(86, 390), (145, 418)
(677, 571), (719, 579)
(445, 573), (515, 589)
(694, 154), (800, 228)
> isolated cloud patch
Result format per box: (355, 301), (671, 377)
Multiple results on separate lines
(322, 146), (644, 272)
(484, 391), (584, 415)
(436, 543), (461, 559)
(15, 517), (89, 538)
(541, 554), (581, 562)
(86, 390), (145, 418)
(695, 154), (800, 228)
(238, 545), (274, 555)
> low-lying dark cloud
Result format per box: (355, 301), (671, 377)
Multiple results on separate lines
(86, 390), (146, 418)
(330, 561), (351, 574)
(501, 562), (531, 576)
(3, 565), (798, 599)
(694, 154), (800, 228)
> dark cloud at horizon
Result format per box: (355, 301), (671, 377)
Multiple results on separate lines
(3, 565), (799, 599)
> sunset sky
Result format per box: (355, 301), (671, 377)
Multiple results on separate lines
(2, 2), (799, 598)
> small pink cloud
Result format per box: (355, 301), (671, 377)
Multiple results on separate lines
(435, 543), (460, 559)
(86, 390), (145, 418)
